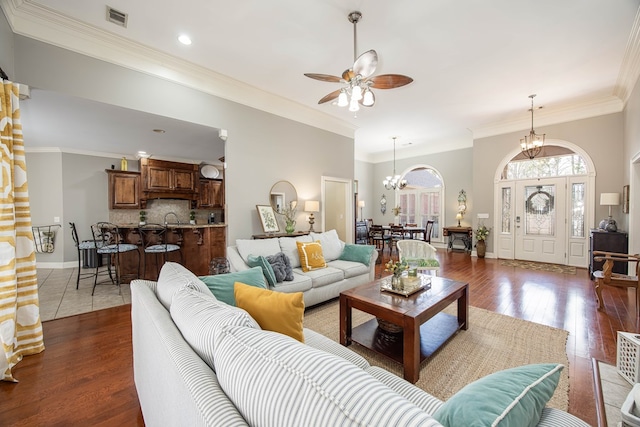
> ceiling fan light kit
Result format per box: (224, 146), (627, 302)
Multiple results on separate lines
(305, 11), (413, 113)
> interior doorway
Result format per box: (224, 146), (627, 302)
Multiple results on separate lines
(321, 176), (353, 243)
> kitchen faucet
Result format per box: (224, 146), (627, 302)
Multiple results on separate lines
(164, 212), (181, 225)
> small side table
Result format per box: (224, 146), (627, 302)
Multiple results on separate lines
(443, 226), (472, 252)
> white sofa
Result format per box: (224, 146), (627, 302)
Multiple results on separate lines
(131, 262), (591, 427)
(226, 230), (377, 307)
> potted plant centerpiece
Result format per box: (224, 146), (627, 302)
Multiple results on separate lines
(189, 210), (196, 225)
(475, 223), (490, 258)
(139, 210), (146, 225)
(279, 202), (297, 234)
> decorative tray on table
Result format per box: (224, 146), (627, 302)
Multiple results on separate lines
(380, 275), (431, 297)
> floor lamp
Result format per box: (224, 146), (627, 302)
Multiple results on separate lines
(358, 200), (365, 221)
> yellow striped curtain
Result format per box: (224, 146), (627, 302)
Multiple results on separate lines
(0, 80), (44, 382)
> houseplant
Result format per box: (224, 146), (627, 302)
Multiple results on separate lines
(139, 210), (146, 225)
(475, 224), (490, 258)
(189, 210), (196, 225)
(280, 203), (297, 234)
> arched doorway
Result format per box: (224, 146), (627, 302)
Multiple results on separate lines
(494, 140), (596, 267)
(396, 165), (444, 243)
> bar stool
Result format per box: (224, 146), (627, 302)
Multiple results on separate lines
(69, 222), (104, 289)
(92, 222), (140, 295)
(139, 223), (182, 279)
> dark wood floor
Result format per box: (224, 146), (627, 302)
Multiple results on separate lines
(1, 250), (635, 426)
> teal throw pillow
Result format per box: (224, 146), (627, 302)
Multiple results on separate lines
(339, 244), (375, 266)
(199, 267), (267, 306)
(433, 363), (564, 427)
(247, 254), (277, 287)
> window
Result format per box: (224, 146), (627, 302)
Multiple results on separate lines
(503, 154), (587, 180)
(397, 167), (443, 240)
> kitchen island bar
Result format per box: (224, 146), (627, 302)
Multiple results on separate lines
(110, 223), (226, 280)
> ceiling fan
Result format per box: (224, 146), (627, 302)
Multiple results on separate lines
(304, 11), (413, 113)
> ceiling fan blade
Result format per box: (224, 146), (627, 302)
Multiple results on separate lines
(318, 89), (341, 104)
(367, 74), (414, 89)
(353, 49), (378, 78)
(304, 73), (343, 83)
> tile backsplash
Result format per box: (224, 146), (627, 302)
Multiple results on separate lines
(109, 199), (224, 225)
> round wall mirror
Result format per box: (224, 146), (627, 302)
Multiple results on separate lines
(270, 180), (298, 214)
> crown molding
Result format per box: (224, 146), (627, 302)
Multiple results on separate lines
(1, 0), (357, 139)
(614, 5), (640, 104)
(471, 96), (624, 140)
(24, 146), (220, 165)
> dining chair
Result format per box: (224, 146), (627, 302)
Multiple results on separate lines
(389, 225), (406, 257)
(593, 251), (640, 315)
(424, 220), (435, 243)
(92, 222), (140, 295)
(139, 223), (182, 279)
(69, 222), (103, 289)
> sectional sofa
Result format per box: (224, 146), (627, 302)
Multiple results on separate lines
(131, 262), (591, 427)
(226, 230), (377, 307)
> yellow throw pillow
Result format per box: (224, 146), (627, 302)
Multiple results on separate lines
(234, 282), (305, 342)
(296, 241), (327, 272)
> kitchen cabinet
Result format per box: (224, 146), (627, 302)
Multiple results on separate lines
(198, 179), (224, 208)
(140, 158), (198, 194)
(589, 229), (628, 279)
(106, 170), (141, 209)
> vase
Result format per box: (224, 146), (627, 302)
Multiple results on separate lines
(476, 240), (486, 258)
(285, 221), (295, 234)
(391, 274), (402, 290)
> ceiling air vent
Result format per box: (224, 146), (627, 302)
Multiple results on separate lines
(106, 6), (128, 28)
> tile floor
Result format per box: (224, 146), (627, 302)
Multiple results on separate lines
(599, 361), (633, 427)
(37, 267), (131, 321)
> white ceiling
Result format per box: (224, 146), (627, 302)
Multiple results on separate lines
(4, 0), (640, 163)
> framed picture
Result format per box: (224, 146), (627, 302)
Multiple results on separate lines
(256, 205), (279, 233)
(623, 185), (630, 214)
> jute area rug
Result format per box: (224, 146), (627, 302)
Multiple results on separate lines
(499, 259), (577, 275)
(304, 300), (570, 411)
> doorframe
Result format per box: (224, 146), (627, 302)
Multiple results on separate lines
(493, 139), (596, 266)
(321, 176), (353, 243)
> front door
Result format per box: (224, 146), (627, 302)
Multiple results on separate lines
(514, 178), (566, 264)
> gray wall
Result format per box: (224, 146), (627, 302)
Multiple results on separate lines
(10, 34), (354, 265)
(368, 147), (473, 234)
(355, 160), (374, 221)
(623, 72), (640, 251)
(0, 8), (14, 78)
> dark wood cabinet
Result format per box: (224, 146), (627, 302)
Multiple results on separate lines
(140, 158), (198, 202)
(355, 221), (368, 244)
(589, 229), (628, 279)
(106, 170), (140, 209)
(198, 179), (224, 208)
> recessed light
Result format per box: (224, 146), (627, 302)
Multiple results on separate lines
(178, 34), (192, 45)
(152, 129), (166, 133)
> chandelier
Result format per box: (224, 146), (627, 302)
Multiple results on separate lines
(520, 94), (545, 159)
(383, 137), (407, 190)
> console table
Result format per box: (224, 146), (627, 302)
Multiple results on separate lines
(252, 231), (309, 239)
(443, 226), (472, 252)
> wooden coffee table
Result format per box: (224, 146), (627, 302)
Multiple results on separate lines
(339, 276), (469, 383)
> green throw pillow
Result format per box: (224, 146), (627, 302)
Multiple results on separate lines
(247, 254), (277, 287)
(402, 257), (440, 268)
(339, 244), (374, 266)
(433, 363), (564, 427)
(199, 266), (267, 306)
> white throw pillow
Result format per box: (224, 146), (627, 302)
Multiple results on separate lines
(278, 235), (312, 268)
(236, 238), (281, 263)
(170, 284), (260, 370)
(156, 262), (212, 310)
(213, 325), (443, 427)
(310, 229), (344, 261)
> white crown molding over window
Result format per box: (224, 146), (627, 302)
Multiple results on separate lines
(0, 0), (357, 139)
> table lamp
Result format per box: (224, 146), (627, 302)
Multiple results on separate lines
(304, 200), (320, 232)
(358, 200), (365, 221)
(456, 213), (463, 227)
(599, 193), (620, 232)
